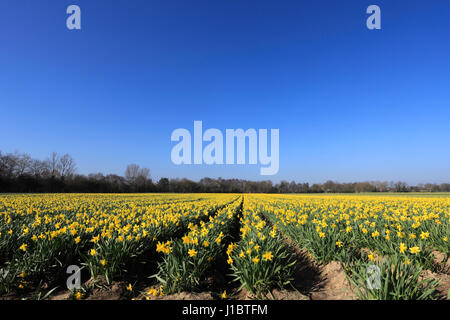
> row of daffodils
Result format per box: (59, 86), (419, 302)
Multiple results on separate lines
(1, 193), (448, 299)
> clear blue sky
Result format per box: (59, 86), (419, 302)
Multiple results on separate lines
(0, 0), (449, 184)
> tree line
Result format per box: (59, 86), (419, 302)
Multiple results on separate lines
(1, 150), (449, 194)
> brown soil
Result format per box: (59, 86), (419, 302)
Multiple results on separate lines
(420, 270), (450, 300)
(230, 288), (254, 300)
(49, 291), (71, 300)
(85, 282), (126, 300)
(432, 250), (449, 273)
(310, 261), (357, 300)
(275, 231), (357, 300)
(268, 289), (309, 300)
(226, 287), (308, 300)
(142, 291), (214, 300)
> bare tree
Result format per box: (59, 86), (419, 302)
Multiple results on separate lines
(372, 181), (388, 192)
(0, 151), (4, 176)
(125, 164), (151, 190)
(46, 152), (60, 177)
(15, 153), (32, 176)
(125, 164), (141, 184)
(136, 167), (150, 187)
(394, 181), (408, 192)
(0, 153), (18, 178)
(29, 159), (50, 177)
(138, 167), (150, 180)
(58, 154), (76, 178)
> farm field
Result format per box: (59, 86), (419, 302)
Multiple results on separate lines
(0, 193), (449, 300)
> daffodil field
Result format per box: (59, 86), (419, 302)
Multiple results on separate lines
(0, 193), (449, 300)
(252, 194), (449, 299)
